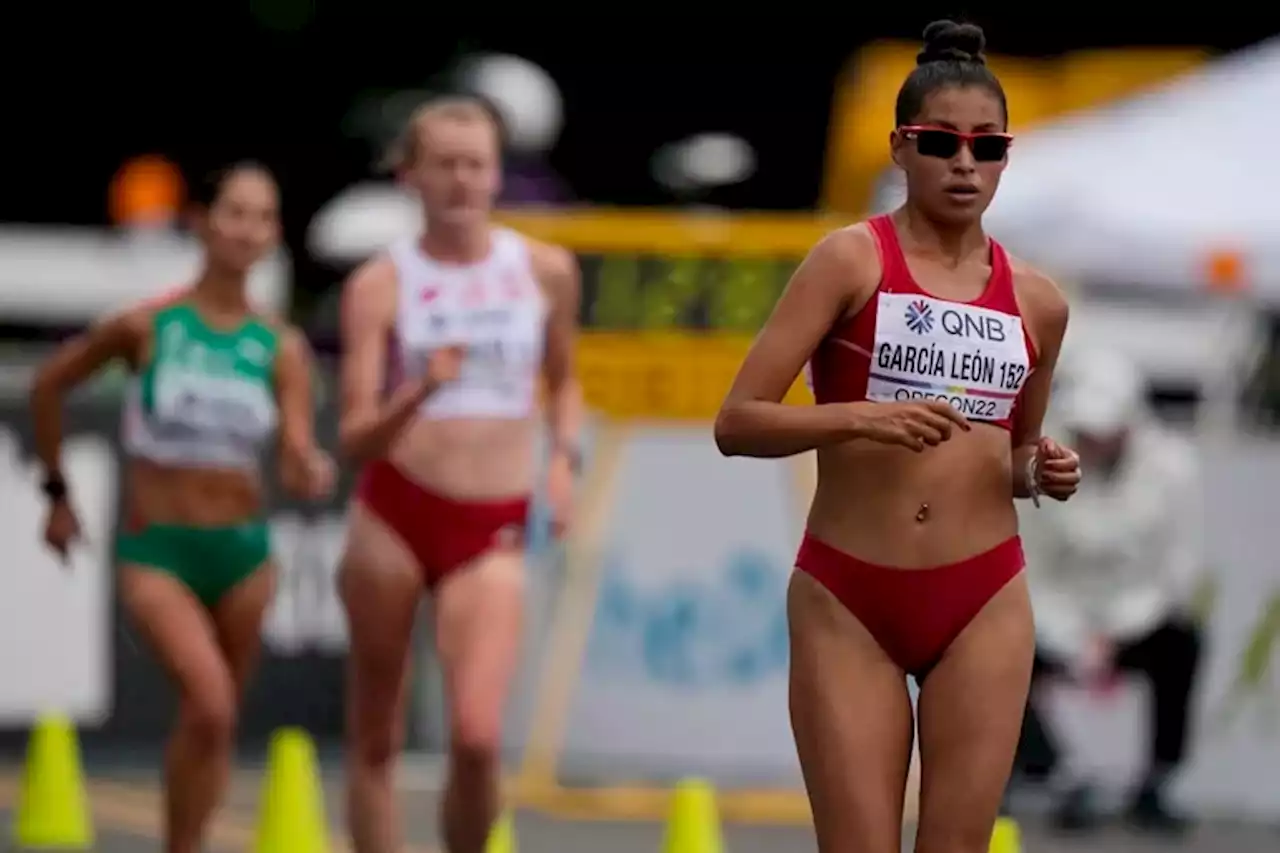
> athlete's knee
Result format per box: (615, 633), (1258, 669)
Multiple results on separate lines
(347, 672), (405, 770)
(346, 669), (405, 770)
(914, 819), (995, 853)
(177, 670), (238, 748)
(915, 838), (992, 853)
(449, 704), (502, 768)
(350, 712), (403, 770)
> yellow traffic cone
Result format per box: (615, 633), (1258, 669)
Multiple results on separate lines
(989, 816), (1022, 853)
(255, 727), (330, 853)
(661, 778), (723, 853)
(13, 712), (93, 849)
(485, 810), (516, 853)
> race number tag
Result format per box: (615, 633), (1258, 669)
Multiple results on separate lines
(152, 365), (275, 439)
(867, 292), (1030, 422)
(406, 276), (547, 416)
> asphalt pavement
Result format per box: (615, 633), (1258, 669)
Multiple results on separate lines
(0, 764), (1275, 853)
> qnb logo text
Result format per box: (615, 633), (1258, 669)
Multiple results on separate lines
(939, 309), (1006, 342)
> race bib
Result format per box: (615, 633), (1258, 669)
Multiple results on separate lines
(400, 265), (547, 417)
(457, 337), (538, 398)
(866, 292), (1030, 422)
(152, 366), (275, 440)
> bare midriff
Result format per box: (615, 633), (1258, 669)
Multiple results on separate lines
(126, 459), (263, 527)
(386, 416), (537, 500)
(805, 422), (1017, 569)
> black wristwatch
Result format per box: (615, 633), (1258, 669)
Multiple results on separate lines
(41, 472), (68, 503)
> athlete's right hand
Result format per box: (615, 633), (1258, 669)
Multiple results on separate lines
(421, 344), (466, 392)
(42, 500), (81, 565)
(851, 401), (971, 451)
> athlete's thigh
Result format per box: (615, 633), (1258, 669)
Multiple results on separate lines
(915, 572), (1034, 853)
(432, 548), (525, 743)
(118, 564), (234, 703)
(211, 562), (277, 695)
(338, 503), (422, 739)
(787, 569), (914, 853)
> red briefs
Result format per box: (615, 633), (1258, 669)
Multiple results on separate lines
(795, 534), (1025, 680)
(355, 459), (531, 590)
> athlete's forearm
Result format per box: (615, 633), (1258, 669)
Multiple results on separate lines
(339, 381), (437, 462)
(545, 377), (582, 456)
(30, 369), (67, 478)
(277, 432), (315, 495)
(715, 400), (864, 459)
(1011, 442), (1037, 499)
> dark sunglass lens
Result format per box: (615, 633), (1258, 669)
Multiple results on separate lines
(914, 130), (961, 159)
(971, 135), (1010, 162)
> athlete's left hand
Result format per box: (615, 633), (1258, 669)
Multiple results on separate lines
(1035, 436), (1081, 501)
(283, 446), (336, 500)
(546, 449), (576, 538)
(301, 450), (337, 500)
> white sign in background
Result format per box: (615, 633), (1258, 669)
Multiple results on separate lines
(556, 426), (1280, 818)
(560, 427), (802, 784)
(0, 428), (114, 725)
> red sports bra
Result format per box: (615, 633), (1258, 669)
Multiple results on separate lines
(807, 215), (1037, 432)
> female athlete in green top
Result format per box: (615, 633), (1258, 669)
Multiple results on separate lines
(30, 162), (334, 853)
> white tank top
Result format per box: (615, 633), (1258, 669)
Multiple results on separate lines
(388, 228), (547, 420)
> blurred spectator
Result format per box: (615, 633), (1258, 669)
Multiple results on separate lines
(1015, 350), (1206, 835)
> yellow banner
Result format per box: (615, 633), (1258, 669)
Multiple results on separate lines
(496, 208), (843, 256)
(822, 43), (1207, 215)
(494, 208), (840, 336)
(492, 211), (826, 418)
(577, 332), (812, 421)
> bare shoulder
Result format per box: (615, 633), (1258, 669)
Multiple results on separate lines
(1010, 257), (1069, 352)
(344, 253), (399, 297)
(126, 287), (192, 330)
(340, 254), (399, 324)
(115, 301), (162, 337)
(523, 235), (579, 290)
(106, 294), (180, 351)
(815, 222), (878, 267)
(794, 222), (882, 305)
(1010, 257), (1069, 324)
(274, 322), (309, 356)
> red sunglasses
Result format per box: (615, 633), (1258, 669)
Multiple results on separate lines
(898, 125), (1013, 162)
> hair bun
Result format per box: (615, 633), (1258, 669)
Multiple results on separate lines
(917, 19), (987, 66)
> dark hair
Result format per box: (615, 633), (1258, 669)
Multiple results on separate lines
(894, 20), (1007, 128)
(191, 160), (276, 209)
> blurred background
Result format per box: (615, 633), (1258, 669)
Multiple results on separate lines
(2, 7), (1280, 852)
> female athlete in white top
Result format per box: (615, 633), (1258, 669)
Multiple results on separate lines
(336, 96), (582, 853)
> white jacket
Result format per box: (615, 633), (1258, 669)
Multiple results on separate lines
(1020, 420), (1205, 659)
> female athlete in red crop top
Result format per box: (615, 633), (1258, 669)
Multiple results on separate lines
(716, 21), (1080, 853)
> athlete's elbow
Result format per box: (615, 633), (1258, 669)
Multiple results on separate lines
(714, 404), (749, 457)
(337, 419), (374, 463)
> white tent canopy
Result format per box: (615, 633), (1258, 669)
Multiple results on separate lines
(986, 38), (1280, 299)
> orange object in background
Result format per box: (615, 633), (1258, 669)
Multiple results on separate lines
(1205, 248), (1246, 293)
(109, 155), (184, 227)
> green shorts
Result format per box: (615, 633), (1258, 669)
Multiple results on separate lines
(115, 521), (271, 608)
